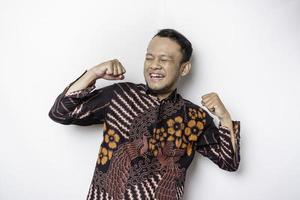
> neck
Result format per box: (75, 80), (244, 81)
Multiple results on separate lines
(145, 82), (178, 101)
(156, 91), (173, 101)
(152, 87), (177, 101)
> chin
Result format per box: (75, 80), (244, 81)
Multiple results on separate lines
(148, 83), (170, 94)
(147, 83), (160, 90)
(145, 76), (172, 92)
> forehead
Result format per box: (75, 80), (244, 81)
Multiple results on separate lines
(146, 36), (182, 58)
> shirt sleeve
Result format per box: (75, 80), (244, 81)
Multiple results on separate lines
(48, 70), (116, 126)
(195, 110), (241, 171)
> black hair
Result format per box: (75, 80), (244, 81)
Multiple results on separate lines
(153, 28), (193, 65)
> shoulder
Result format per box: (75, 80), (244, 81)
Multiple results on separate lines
(181, 98), (212, 120)
(108, 81), (144, 93)
(113, 81), (140, 89)
(182, 98), (201, 110)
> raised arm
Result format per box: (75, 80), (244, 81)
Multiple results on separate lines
(196, 92), (241, 171)
(48, 59), (126, 126)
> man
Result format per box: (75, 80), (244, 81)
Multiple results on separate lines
(49, 28), (240, 200)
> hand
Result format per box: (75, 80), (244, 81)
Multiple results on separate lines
(201, 92), (231, 120)
(89, 59), (126, 80)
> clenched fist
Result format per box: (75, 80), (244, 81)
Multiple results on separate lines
(201, 92), (231, 120)
(89, 59), (126, 80)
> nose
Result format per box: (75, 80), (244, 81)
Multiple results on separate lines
(149, 59), (162, 70)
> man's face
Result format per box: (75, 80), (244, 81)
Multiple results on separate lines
(144, 36), (183, 94)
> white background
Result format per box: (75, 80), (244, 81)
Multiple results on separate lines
(1, 0), (300, 199)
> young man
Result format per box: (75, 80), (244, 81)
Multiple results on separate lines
(49, 29), (240, 200)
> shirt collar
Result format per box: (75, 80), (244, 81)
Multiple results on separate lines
(144, 84), (178, 103)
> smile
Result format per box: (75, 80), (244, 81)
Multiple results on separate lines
(149, 73), (165, 81)
(150, 73), (165, 78)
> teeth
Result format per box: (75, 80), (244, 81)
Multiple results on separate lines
(150, 73), (164, 78)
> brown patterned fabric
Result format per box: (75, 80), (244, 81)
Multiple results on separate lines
(49, 70), (241, 200)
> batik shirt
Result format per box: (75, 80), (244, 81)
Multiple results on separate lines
(48, 70), (241, 200)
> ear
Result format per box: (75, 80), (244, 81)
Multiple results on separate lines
(180, 61), (192, 76)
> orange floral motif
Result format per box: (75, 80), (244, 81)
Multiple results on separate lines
(104, 129), (120, 149)
(149, 113), (206, 157)
(180, 135), (188, 149)
(188, 107), (205, 120)
(202, 110), (206, 118)
(175, 137), (183, 148)
(97, 146), (112, 165)
(167, 116), (185, 148)
(167, 116), (185, 136)
(188, 108), (198, 119)
(186, 143), (193, 156)
(184, 119), (204, 142)
(148, 137), (159, 156)
(181, 143), (187, 149)
(154, 127), (167, 142)
(151, 127), (168, 152)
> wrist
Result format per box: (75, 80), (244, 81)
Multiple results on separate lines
(86, 69), (98, 81)
(219, 111), (231, 122)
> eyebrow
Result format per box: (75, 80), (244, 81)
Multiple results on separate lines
(145, 53), (174, 59)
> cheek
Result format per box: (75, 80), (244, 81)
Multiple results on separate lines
(144, 62), (150, 72)
(166, 65), (180, 79)
(143, 64), (148, 74)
